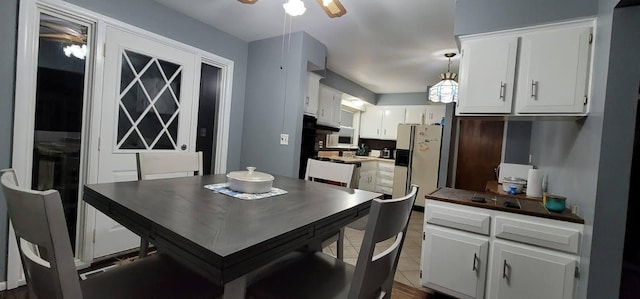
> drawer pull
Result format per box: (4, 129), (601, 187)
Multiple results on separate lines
(502, 260), (510, 281)
(472, 253), (479, 272)
(531, 80), (538, 99)
(499, 82), (506, 101)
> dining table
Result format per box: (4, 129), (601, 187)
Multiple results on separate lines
(83, 174), (382, 298)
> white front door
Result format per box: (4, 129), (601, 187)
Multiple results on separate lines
(93, 26), (197, 258)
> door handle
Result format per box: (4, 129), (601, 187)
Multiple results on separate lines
(181, 144), (187, 150)
(472, 253), (479, 272)
(499, 82), (506, 101)
(531, 80), (538, 99)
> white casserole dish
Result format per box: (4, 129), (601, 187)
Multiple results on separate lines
(227, 167), (274, 193)
(502, 176), (527, 193)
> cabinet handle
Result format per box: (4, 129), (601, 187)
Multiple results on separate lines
(531, 80), (538, 99)
(499, 82), (506, 101)
(472, 253), (479, 272)
(305, 96), (309, 104)
(502, 260), (509, 280)
(384, 129), (387, 135)
(377, 129), (380, 135)
(321, 109), (324, 116)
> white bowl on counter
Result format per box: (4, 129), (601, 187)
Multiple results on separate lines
(502, 176), (527, 193)
(227, 167), (274, 193)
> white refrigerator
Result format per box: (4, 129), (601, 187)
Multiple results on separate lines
(392, 124), (443, 207)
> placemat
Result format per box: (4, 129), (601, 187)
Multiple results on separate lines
(204, 183), (288, 200)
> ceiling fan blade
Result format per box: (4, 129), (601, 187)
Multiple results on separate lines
(316, 0), (346, 18)
(40, 33), (86, 44)
(237, 0), (258, 4)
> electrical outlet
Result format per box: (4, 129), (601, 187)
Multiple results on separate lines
(280, 134), (289, 145)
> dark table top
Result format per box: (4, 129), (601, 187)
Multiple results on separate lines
(426, 188), (584, 224)
(84, 174), (382, 283)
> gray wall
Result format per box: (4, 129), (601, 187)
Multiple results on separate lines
(241, 32), (326, 177)
(503, 121), (532, 164)
(64, 0), (249, 172)
(588, 3), (639, 297)
(376, 92), (428, 105)
(439, 104), (456, 188)
(0, 0), (18, 282)
(454, 0), (598, 36)
(319, 69), (376, 104)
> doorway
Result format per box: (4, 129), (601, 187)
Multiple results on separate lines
(455, 119), (505, 192)
(196, 63), (221, 175)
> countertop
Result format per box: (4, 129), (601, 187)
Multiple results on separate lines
(485, 180), (542, 201)
(327, 156), (395, 164)
(427, 188), (584, 224)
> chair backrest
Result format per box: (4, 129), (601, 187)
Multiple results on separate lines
(136, 151), (204, 180)
(349, 184), (419, 299)
(0, 169), (82, 299)
(304, 158), (355, 188)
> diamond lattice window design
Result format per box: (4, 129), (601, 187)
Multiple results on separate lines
(116, 50), (182, 150)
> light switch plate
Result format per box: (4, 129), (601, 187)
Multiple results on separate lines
(280, 134), (289, 145)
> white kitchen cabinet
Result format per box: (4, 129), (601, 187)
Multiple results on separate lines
(456, 20), (592, 116)
(359, 106), (383, 138)
(304, 72), (322, 117)
(358, 169), (377, 191)
(425, 105), (446, 124)
(487, 241), (577, 299)
(380, 107), (405, 139)
(457, 35), (518, 114)
(422, 225), (489, 299)
(375, 160), (394, 194)
(405, 106), (426, 124)
(515, 26), (591, 114)
(318, 84), (342, 128)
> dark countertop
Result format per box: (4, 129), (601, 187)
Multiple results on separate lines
(426, 188), (584, 224)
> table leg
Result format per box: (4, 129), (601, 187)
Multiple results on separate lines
(223, 275), (247, 299)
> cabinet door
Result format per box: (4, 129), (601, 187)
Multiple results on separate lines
(457, 36), (518, 114)
(317, 85), (335, 126)
(304, 72), (322, 116)
(331, 91), (343, 127)
(358, 169), (376, 191)
(425, 104), (446, 124)
(360, 107), (383, 138)
(488, 241), (577, 299)
(515, 26), (591, 114)
(422, 225), (489, 299)
(380, 107), (405, 140)
(405, 106), (426, 124)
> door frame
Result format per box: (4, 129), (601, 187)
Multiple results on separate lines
(10, 0), (234, 288)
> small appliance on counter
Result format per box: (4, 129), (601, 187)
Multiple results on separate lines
(381, 148), (393, 159)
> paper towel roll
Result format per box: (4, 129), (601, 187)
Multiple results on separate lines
(526, 169), (543, 198)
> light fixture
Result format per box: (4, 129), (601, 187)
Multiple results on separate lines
(283, 0), (306, 16)
(316, 0), (346, 18)
(429, 53), (458, 103)
(63, 44), (87, 60)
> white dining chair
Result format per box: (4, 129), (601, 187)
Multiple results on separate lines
(136, 151), (203, 258)
(0, 169), (222, 299)
(304, 158), (356, 260)
(248, 184), (419, 299)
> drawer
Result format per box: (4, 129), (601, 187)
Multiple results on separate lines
(377, 170), (394, 180)
(378, 161), (395, 172)
(377, 177), (394, 188)
(360, 161), (377, 171)
(425, 204), (491, 236)
(375, 186), (393, 194)
(494, 216), (580, 254)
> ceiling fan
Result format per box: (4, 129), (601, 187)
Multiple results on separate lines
(238, 0), (347, 18)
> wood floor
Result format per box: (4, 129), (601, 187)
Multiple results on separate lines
(0, 281), (432, 299)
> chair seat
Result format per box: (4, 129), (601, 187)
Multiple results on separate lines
(248, 252), (355, 299)
(81, 254), (222, 299)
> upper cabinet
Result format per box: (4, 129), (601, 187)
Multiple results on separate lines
(360, 106), (405, 140)
(318, 84), (343, 128)
(304, 72), (322, 117)
(456, 20), (593, 116)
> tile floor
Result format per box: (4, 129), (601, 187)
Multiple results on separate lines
(323, 211), (430, 292)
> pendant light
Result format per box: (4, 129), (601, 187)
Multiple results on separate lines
(283, 0), (307, 16)
(429, 53), (458, 103)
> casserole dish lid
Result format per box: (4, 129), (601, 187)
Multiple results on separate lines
(227, 167), (274, 182)
(502, 176), (527, 184)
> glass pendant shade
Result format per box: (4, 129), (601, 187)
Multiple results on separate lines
(429, 72), (458, 103)
(283, 0), (306, 16)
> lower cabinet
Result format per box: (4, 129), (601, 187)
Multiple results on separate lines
(487, 241), (577, 299)
(358, 169), (376, 191)
(422, 225), (489, 299)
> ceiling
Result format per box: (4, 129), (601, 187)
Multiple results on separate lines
(153, 0), (459, 94)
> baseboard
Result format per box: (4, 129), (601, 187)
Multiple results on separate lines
(0, 281), (7, 291)
(412, 205), (425, 213)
